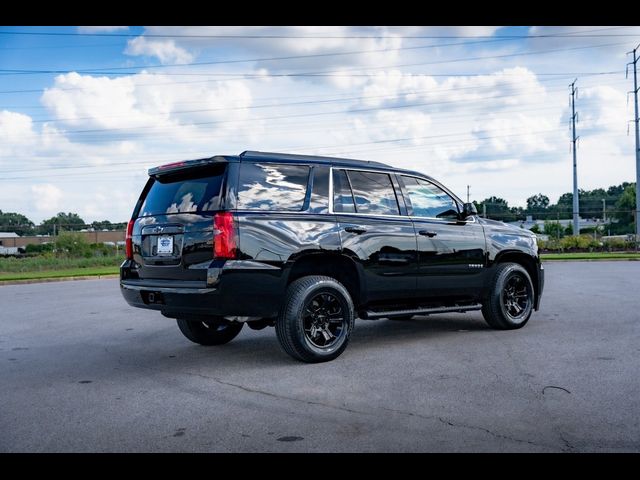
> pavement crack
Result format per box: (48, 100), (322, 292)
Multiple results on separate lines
(436, 417), (547, 449)
(188, 371), (553, 450)
(182, 370), (365, 415)
(542, 385), (571, 395)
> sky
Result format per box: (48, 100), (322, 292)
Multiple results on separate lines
(1, 25), (639, 224)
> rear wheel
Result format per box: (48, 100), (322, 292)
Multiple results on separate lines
(176, 317), (244, 345)
(276, 275), (355, 363)
(482, 263), (534, 330)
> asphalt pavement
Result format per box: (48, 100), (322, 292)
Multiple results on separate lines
(1, 261), (639, 452)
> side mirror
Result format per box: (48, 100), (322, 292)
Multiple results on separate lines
(461, 202), (478, 219)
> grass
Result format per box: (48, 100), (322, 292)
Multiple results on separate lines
(1, 250), (638, 282)
(0, 254), (123, 273)
(0, 254), (123, 282)
(541, 252), (640, 261)
(0, 266), (120, 282)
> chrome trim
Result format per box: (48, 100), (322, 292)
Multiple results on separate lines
(329, 166), (407, 218)
(328, 166), (476, 223)
(398, 172), (477, 224)
(363, 303), (482, 319)
(222, 260), (281, 270)
(328, 164), (334, 213)
(120, 282), (217, 294)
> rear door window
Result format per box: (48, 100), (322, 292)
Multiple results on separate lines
(332, 169), (356, 213)
(237, 163), (310, 211)
(139, 165), (226, 217)
(343, 170), (400, 216)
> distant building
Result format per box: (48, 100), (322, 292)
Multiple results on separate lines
(506, 215), (603, 232)
(0, 232), (20, 246)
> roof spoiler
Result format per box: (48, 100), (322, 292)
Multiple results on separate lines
(148, 156), (228, 177)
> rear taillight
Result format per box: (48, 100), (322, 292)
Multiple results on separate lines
(125, 219), (134, 260)
(214, 212), (237, 259)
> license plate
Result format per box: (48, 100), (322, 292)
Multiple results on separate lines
(157, 235), (174, 255)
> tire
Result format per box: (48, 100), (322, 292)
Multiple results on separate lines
(482, 262), (534, 330)
(276, 275), (355, 363)
(176, 317), (244, 345)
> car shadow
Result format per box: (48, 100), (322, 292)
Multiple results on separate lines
(106, 313), (492, 374)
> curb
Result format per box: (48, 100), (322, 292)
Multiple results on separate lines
(0, 274), (120, 286)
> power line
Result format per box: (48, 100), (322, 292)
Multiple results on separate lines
(0, 26), (636, 39)
(21, 76), (608, 125)
(0, 41), (632, 77)
(0, 38), (519, 73)
(0, 70), (623, 95)
(6, 85), (621, 139)
(3, 124), (629, 179)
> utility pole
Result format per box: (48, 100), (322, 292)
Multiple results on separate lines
(627, 44), (640, 246)
(602, 198), (606, 223)
(482, 203), (487, 218)
(570, 79), (580, 236)
(466, 185), (470, 203)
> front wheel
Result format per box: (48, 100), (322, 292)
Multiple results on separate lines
(176, 317), (244, 345)
(276, 276), (355, 363)
(482, 263), (534, 330)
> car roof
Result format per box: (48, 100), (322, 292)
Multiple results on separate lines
(237, 151), (436, 179)
(238, 150), (392, 169)
(149, 151), (442, 189)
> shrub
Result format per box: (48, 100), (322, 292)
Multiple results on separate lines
(25, 243), (55, 255)
(55, 232), (91, 257)
(559, 235), (593, 250)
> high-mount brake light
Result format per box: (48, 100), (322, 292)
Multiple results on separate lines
(158, 161), (186, 170)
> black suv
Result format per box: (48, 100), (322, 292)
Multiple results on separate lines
(121, 151), (544, 362)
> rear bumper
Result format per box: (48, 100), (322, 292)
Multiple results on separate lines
(119, 259), (285, 318)
(120, 280), (222, 316)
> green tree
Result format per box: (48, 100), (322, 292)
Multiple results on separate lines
(529, 224), (541, 234)
(0, 210), (35, 235)
(38, 212), (86, 235)
(526, 194), (550, 217)
(612, 184), (636, 233)
(475, 196), (512, 221)
(91, 220), (113, 231)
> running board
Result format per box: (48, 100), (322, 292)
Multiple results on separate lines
(362, 303), (482, 320)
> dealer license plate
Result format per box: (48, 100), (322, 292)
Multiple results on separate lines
(157, 235), (174, 255)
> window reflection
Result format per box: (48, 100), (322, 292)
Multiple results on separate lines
(237, 163), (309, 211)
(346, 170), (399, 216)
(402, 176), (459, 219)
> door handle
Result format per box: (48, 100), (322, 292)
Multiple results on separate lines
(344, 226), (367, 234)
(419, 230), (438, 237)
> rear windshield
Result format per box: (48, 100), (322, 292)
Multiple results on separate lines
(139, 165), (226, 217)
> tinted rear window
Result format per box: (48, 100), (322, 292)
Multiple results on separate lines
(345, 170), (400, 215)
(237, 163), (310, 211)
(139, 166), (226, 217)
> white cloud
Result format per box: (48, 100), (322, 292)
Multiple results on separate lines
(77, 26), (129, 33)
(1, 26), (637, 223)
(0, 111), (36, 158)
(125, 37), (194, 64)
(576, 85), (628, 133)
(30, 184), (63, 213)
(40, 71), (253, 138)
